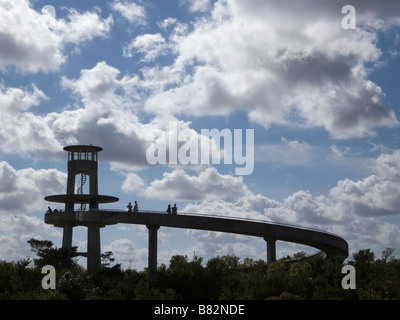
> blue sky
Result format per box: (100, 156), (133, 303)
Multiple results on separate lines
(1, 0), (400, 270)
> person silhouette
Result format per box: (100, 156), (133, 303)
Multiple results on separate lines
(172, 204), (177, 215)
(127, 202), (133, 212)
(133, 201), (138, 213)
(166, 204), (171, 214)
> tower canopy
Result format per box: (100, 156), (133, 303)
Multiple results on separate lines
(64, 145), (103, 152)
(64, 145), (103, 162)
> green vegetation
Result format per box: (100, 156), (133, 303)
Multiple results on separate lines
(0, 239), (399, 300)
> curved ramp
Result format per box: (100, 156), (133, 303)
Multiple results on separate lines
(45, 210), (348, 259)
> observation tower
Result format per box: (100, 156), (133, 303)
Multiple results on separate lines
(45, 145), (348, 279)
(45, 145), (119, 273)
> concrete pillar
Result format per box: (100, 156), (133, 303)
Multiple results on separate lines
(89, 169), (99, 210)
(87, 225), (101, 274)
(264, 237), (276, 264)
(147, 225), (160, 282)
(62, 226), (73, 251)
(89, 170), (98, 195)
(65, 170), (76, 212)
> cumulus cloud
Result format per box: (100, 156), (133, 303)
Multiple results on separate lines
(0, 82), (47, 114)
(0, 61), (143, 162)
(0, 82), (63, 155)
(157, 17), (178, 30)
(0, 0), (113, 72)
(1, 0), (398, 156)
(142, 167), (251, 201)
(121, 173), (145, 193)
(328, 150), (400, 217)
(0, 60), (222, 173)
(57, 62), (213, 169)
(110, 0), (146, 26)
(0, 161), (66, 213)
(0, 161), (65, 261)
(133, 149), (400, 224)
(60, 61), (137, 101)
(139, 0), (399, 138)
(123, 33), (168, 62)
(102, 237), (147, 269)
(55, 7), (113, 45)
(373, 150), (400, 181)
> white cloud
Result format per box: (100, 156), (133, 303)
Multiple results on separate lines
(0, 82), (63, 155)
(110, 0), (146, 26)
(0, 215), (58, 236)
(327, 151), (400, 217)
(102, 235), (149, 270)
(183, 192), (281, 221)
(123, 33), (168, 62)
(121, 173), (145, 193)
(373, 150), (400, 181)
(0, 232), (34, 262)
(143, 167), (251, 201)
(0, 0), (64, 72)
(0, 161), (65, 262)
(278, 150), (400, 223)
(0, 61), (219, 172)
(55, 7), (113, 45)
(185, 229), (259, 260)
(0, 161), (67, 213)
(158, 17), (178, 30)
(61, 61), (130, 101)
(139, 150), (400, 224)
(0, 0), (113, 72)
(140, 0), (399, 139)
(0, 62), (145, 164)
(0, 82), (47, 114)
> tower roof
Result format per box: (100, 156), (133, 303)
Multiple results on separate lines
(64, 145), (103, 152)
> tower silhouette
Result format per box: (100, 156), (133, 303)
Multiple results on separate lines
(45, 145), (119, 273)
(44, 146), (348, 279)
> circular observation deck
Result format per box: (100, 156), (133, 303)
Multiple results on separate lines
(45, 194), (119, 204)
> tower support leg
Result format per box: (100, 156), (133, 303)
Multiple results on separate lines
(264, 237), (276, 264)
(147, 225), (160, 282)
(87, 225), (101, 274)
(62, 226), (73, 251)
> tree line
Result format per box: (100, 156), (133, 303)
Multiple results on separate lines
(0, 239), (399, 299)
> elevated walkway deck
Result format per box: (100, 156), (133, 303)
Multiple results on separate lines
(45, 210), (348, 276)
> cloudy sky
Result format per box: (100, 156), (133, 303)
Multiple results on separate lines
(1, 0), (400, 270)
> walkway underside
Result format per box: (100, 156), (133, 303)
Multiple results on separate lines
(45, 211), (349, 259)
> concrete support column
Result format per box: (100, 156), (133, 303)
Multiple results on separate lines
(147, 225), (160, 282)
(87, 225), (101, 274)
(264, 237), (276, 264)
(89, 169), (99, 210)
(62, 226), (73, 251)
(65, 163), (76, 212)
